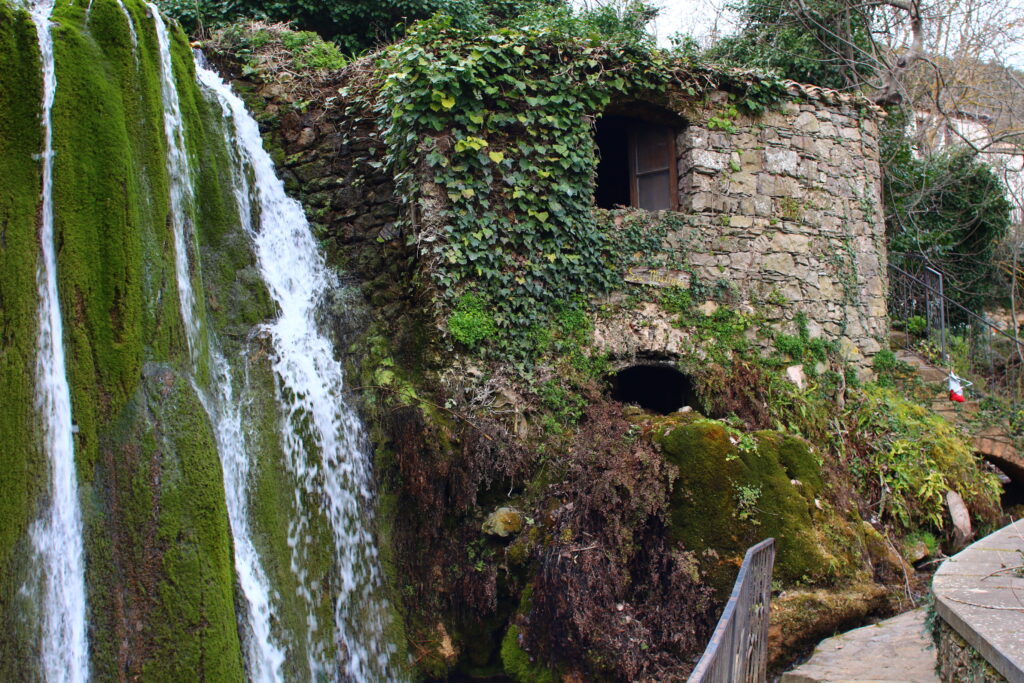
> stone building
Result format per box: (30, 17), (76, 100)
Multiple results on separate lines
(589, 88), (889, 368)
(265, 69), (890, 370)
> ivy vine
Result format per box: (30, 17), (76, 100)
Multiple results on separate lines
(370, 15), (789, 357)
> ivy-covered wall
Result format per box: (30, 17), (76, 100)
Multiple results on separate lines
(231, 41), (888, 377)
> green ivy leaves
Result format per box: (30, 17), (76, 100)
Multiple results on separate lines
(373, 14), (787, 359)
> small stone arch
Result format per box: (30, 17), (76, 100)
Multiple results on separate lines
(609, 362), (698, 415)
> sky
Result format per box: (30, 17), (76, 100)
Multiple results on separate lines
(644, 0), (739, 47)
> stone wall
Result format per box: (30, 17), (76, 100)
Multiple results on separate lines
(609, 90), (888, 368)
(935, 618), (1008, 682)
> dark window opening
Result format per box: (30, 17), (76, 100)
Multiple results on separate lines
(610, 364), (697, 415)
(595, 116), (632, 209)
(595, 112), (679, 211)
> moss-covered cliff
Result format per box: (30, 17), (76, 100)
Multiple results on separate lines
(31, 0), (247, 676)
(0, 2), (45, 670)
(0, 0), (307, 676)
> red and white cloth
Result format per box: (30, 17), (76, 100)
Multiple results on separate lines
(947, 372), (971, 402)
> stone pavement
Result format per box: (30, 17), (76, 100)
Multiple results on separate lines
(932, 522), (1024, 681)
(780, 608), (939, 683)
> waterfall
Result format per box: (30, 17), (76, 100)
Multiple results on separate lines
(27, 0), (91, 680)
(150, 8), (286, 681)
(196, 60), (400, 681)
(197, 352), (287, 683)
(149, 4), (201, 361)
(116, 0), (138, 51)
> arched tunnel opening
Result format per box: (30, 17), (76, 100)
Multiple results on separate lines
(609, 364), (698, 415)
(986, 458), (1024, 511)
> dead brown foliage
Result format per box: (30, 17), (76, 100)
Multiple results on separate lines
(694, 359), (773, 430)
(384, 400), (529, 627)
(522, 400), (715, 681)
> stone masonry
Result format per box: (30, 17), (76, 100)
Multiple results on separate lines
(622, 89), (889, 366)
(249, 73), (889, 368)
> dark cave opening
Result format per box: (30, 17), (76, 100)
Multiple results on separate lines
(610, 364), (697, 415)
(994, 465), (1024, 511)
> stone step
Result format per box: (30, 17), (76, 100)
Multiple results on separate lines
(780, 608), (938, 683)
(930, 399), (980, 416)
(890, 330), (911, 349)
(894, 351), (949, 382)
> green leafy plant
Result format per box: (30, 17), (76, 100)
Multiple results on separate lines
(447, 292), (497, 348)
(906, 315), (927, 337)
(707, 104), (739, 133)
(734, 483), (762, 522)
(369, 14), (788, 361)
(848, 386), (1001, 531)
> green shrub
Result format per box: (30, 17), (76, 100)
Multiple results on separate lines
(906, 315), (927, 337)
(447, 293), (496, 348)
(850, 387), (1001, 530)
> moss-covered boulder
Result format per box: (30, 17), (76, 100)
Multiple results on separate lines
(656, 419), (861, 593)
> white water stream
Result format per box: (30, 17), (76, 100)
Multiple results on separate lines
(27, 0), (91, 679)
(196, 61), (399, 681)
(116, 0), (138, 51)
(151, 9), (285, 681)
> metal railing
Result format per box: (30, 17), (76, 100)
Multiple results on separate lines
(888, 261), (1024, 401)
(688, 538), (775, 683)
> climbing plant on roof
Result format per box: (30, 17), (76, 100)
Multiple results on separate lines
(372, 13), (789, 358)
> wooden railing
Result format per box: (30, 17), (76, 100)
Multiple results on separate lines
(688, 538), (775, 683)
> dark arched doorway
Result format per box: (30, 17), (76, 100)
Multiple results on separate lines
(610, 364), (697, 415)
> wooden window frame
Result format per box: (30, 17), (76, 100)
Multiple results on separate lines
(627, 125), (679, 211)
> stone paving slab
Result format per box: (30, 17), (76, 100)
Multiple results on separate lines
(933, 522), (1024, 683)
(779, 608), (939, 683)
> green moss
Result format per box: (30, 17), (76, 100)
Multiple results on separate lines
(0, 2), (44, 672)
(50, 0), (155, 483)
(761, 431), (823, 500)
(90, 364), (244, 680)
(656, 420), (857, 593)
(501, 624), (560, 683)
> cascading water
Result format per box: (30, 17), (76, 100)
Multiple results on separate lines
(116, 0), (138, 51)
(196, 61), (400, 681)
(198, 353), (287, 683)
(149, 4), (200, 363)
(150, 8), (286, 681)
(27, 0), (91, 680)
